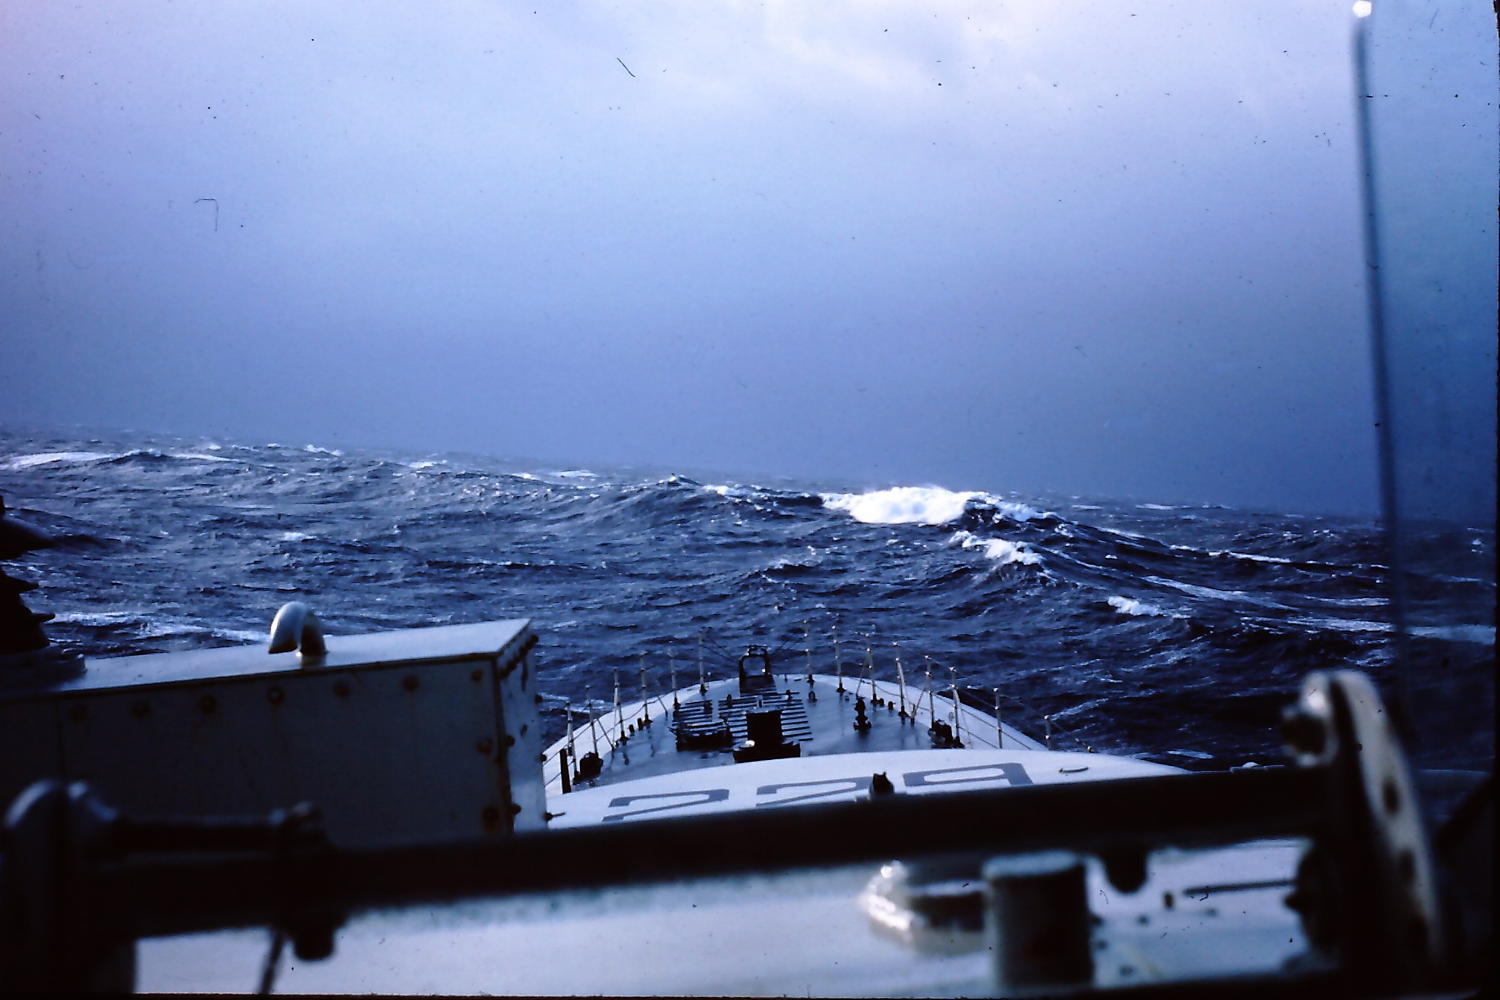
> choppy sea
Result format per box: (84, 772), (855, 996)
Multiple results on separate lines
(2, 427), (1492, 773)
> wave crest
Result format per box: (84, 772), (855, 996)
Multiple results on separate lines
(822, 486), (983, 525)
(950, 530), (1041, 566)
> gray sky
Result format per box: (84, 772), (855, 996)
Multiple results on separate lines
(2, 0), (1381, 512)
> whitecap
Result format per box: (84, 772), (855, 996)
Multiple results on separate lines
(1285, 616), (1394, 633)
(213, 627), (269, 644)
(1107, 595), (1178, 618)
(950, 530), (1041, 566)
(168, 451), (237, 463)
(823, 486), (981, 525)
(1309, 596), (1388, 608)
(993, 500), (1046, 522)
(302, 444), (343, 456)
(1143, 575), (1254, 603)
(50, 610), (142, 626)
(1170, 543), (1295, 566)
(406, 460), (446, 471)
(1137, 503), (1180, 511)
(3, 451), (118, 469)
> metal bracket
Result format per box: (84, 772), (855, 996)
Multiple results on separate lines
(0, 780), (338, 993)
(1283, 669), (1446, 990)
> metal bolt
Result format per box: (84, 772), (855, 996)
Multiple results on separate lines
(333, 680), (351, 698)
(68, 704), (87, 723)
(481, 805), (501, 829)
(509, 802), (522, 815)
(199, 695), (217, 715)
(470, 669), (483, 683)
(476, 737), (495, 755)
(402, 675), (419, 692)
(267, 686), (285, 705)
(131, 700), (151, 719)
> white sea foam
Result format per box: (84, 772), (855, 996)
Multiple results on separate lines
(950, 530), (1041, 566)
(1311, 596), (1388, 608)
(51, 610), (141, 625)
(993, 500), (1046, 522)
(303, 444), (343, 456)
(169, 451), (236, 463)
(1143, 575), (1253, 603)
(1170, 543), (1294, 565)
(1137, 503), (1180, 511)
(1107, 595), (1177, 618)
(555, 469), (598, 480)
(1287, 616), (1393, 633)
(823, 486), (981, 525)
(766, 547), (824, 571)
(406, 460), (445, 471)
(213, 628), (269, 644)
(279, 531), (315, 542)
(3, 451), (117, 469)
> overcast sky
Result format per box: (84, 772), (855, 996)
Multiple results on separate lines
(2, 1), (1382, 512)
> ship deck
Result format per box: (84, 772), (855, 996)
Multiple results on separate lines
(542, 670), (1046, 796)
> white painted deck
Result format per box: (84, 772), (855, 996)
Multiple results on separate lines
(542, 672), (1047, 796)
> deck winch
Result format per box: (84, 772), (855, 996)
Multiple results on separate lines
(731, 707), (802, 762)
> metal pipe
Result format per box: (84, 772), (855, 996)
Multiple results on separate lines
(949, 666), (963, 746)
(93, 765), (1327, 941)
(894, 645), (909, 720)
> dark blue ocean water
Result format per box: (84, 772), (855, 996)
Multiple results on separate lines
(2, 427), (1492, 770)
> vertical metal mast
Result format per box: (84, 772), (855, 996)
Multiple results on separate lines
(669, 642), (679, 710)
(833, 620), (844, 693)
(638, 653), (651, 726)
(613, 670), (625, 744)
(894, 642), (910, 721)
(949, 665), (963, 746)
